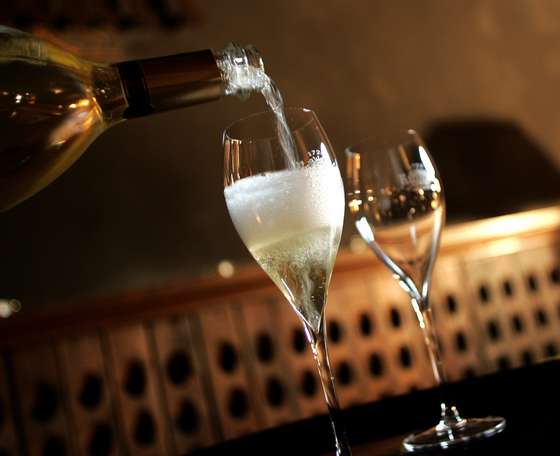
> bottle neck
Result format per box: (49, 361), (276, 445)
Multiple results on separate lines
(115, 50), (224, 119)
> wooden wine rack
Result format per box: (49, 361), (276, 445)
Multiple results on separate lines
(1, 206), (560, 455)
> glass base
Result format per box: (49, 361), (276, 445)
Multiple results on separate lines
(402, 416), (506, 452)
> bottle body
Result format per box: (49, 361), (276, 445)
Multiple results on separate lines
(0, 27), (264, 211)
(0, 27), (129, 211)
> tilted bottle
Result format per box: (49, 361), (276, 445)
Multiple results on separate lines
(0, 26), (265, 211)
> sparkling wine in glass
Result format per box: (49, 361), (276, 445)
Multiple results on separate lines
(345, 130), (505, 452)
(224, 108), (351, 456)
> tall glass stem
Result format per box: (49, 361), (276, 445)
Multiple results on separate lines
(304, 317), (352, 456)
(414, 298), (466, 431)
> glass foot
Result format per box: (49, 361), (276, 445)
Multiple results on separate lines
(402, 416), (506, 452)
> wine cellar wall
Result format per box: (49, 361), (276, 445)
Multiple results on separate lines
(1, 207), (560, 455)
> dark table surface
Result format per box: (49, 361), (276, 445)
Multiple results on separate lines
(197, 359), (560, 455)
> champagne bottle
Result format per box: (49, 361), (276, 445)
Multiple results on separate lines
(0, 27), (265, 211)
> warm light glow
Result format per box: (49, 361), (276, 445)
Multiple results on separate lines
(218, 260), (235, 278)
(0, 299), (21, 318)
(67, 99), (90, 109)
(348, 198), (362, 214)
(442, 207), (560, 248)
(484, 238), (524, 257)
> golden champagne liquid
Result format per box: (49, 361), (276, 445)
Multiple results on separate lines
(224, 160), (345, 332)
(251, 225), (341, 330)
(0, 55), (116, 211)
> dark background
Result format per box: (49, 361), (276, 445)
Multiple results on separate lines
(2, 0), (560, 310)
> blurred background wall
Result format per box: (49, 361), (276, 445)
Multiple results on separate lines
(2, 0), (560, 310)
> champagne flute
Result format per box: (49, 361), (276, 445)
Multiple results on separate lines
(223, 108), (351, 455)
(345, 130), (505, 452)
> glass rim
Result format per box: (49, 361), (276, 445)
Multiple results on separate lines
(223, 106), (317, 143)
(344, 128), (421, 155)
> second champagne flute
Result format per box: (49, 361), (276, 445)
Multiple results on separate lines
(345, 130), (505, 452)
(224, 108), (351, 456)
